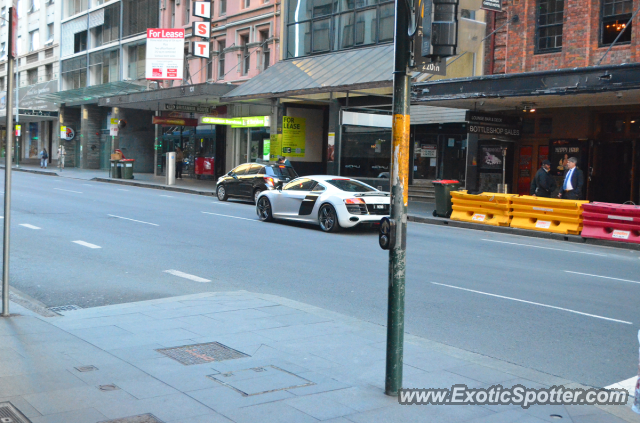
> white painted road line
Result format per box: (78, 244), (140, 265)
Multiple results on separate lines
(163, 269), (211, 283)
(211, 202), (230, 205)
(565, 271), (640, 285)
(54, 188), (83, 194)
(482, 239), (608, 257)
(117, 189), (129, 191)
(605, 376), (637, 396)
(107, 214), (159, 226)
(72, 240), (101, 249)
(19, 224), (41, 230)
(159, 195), (173, 198)
(202, 211), (256, 221)
(432, 282), (632, 325)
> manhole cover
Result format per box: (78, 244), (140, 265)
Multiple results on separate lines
(99, 414), (163, 423)
(98, 384), (119, 391)
(207, 365), (315, 396)
(75, 365), (98, 372)
(48, 305), (82, 315)
(0, 402), (32, 423)
(156, 342), (249, 365)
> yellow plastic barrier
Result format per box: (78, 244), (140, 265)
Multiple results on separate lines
(510, 196), (589, 235)
(450, 192), (517, 227)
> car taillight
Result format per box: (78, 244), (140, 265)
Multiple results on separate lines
(344, 198), (365, 204)
(264, 176), (276, 187)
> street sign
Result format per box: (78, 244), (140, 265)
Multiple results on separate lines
(14, 124), (21, 136)
(192, 1), (211, 18)
(109, 118), (119, 136)
(481, 0), (502, 12)
(146, 28), (185, 80)
(192, 21), (211, 38)
(10, 7), (18, 58)
(413, 56), (446, 76)
(165, 104), (211, 113)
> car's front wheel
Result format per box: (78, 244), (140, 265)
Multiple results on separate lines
(257, 196), (274, 222)
(319, 204), (341, 233)
(217, 185), (228, 201)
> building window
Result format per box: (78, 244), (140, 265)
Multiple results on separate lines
(184, 0), (190, 25)
(218, 40), (226, 79)
(89, 49), (119, 85)
(241, 34), (249, 75)
(286, 0), (394, 58)
(91, 3), (120, 48)
(29, 30), (40, 52)
(45, 64), (53, 81)
(27, 68), (38, 85)
(123, 0), (160, 38)
(536, 0), (564, 53)
(61, 56), (87, 89)
(28, 0), (40, 13)
(74, 31), (88, 53)
(66, 0), (88, 18)
(0, 77), (4, 91)
(244, 0), (250, 8)
(206, 57), (213, 80)
(602, 0), (633, 45)
(126, 43), (146, 80)
(0, 42), (6, 61)
(260, 29), (270, 70)
(45, 23), (54, 46)
(0, 7), (6, 27)
(220, 0), (226, 15)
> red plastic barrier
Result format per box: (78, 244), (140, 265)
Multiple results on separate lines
(581, 202), (640, 244)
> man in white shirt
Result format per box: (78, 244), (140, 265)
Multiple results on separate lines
(559, 157), (584, 200)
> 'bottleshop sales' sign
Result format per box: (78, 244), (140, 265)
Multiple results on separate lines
(481, 0), (502, 12)
(146, 28), (185, 80)
(466, 111), (521, 140)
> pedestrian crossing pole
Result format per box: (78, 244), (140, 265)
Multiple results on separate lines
(2, 6), (17, 317)
(385, 0), (411, 396)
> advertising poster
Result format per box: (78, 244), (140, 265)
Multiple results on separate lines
(549, 140), (589, 177)
(146, 28), (185, 80)
(282, 117), (306, 157)
(480, 145), (504, 170)
(269, 134), (281, 161)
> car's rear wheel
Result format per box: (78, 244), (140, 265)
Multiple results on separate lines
(253, 188), (262, 205)
(257, 196), (274, 222)
(217, 185), (228, 201)
(319, 204), (341, 233)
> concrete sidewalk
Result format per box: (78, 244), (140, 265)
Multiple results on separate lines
(0, 290), (636, 423)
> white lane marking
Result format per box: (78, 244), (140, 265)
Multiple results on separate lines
(54, 188), (83, 194)
(117, 189), (129, 191)
(163, 269), (211, 283)
(19, 224), (41, 230)
(605, 376), (637, 396)
(565, 271), (640, 285)
(160, 195), (173, 198)
(431, 282), (632, 325)
(482, 239), (608, 257)
(210, 201), (230, 205)
(201, 211), (256, 221)
(83, 184), (92, 186)
(107, 214), (159, 226)
(72, 240), (101, 249)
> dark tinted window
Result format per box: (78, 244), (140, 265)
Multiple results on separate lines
(247, 164), (263, 175)
(326, 179), (376, 192)
(233, 164), (251, 175)
(312, 183), (326, 192)
(266, 165), (298, 178)
(283, 178), (317, 191)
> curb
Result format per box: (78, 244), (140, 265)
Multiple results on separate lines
(407, 215), (640, 251)
(0, 166), (59, 177)
(92, 177), (215, 196)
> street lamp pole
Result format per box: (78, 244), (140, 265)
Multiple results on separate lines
(385, 0), (411, 396)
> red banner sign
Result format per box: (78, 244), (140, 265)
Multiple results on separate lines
(152, 117), (199, 126)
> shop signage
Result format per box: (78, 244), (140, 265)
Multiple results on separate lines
(192, 41), (210, 59)
(269, 134), (282, 161)
(282, 116), (306, 157)
(18, 109), (57, 117)
(421, 145), (437, 157)
(192, 22), (211, 38)
(15, 124), (21, 136)
(192, 1), (211, 18)
(146, 28), (185, 80)
(263, 138), (270, 160)
(480, 145), (504, 170)
(481, 0), (503, 12)
(165, 104), (211, 113)
(110, 118), (119, 136)
(199, 115), (270, 127)
(549, 139), (589, 177)
(60, 126), (75, 140)
(152, 116), (199, 126)
(466, 111), (521, 140)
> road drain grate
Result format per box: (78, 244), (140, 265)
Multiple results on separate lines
(156, 342), (249, 365)
(99, 414), (164, 423)
(48, 305), (82, 314)
(0, 402), (32, 423)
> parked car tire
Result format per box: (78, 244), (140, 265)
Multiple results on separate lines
(256, 196), (274, 222)
(318, 204), (341, 233)
(217, 185), (228, 201)
(253, 188), (263, 205)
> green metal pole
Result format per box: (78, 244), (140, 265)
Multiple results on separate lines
(385, 0), (411, 396)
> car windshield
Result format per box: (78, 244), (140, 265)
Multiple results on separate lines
(266, 165), (298, 179)
(326, 179), (377, 192)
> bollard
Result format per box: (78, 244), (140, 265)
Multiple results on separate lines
(166, 152), (176, 186)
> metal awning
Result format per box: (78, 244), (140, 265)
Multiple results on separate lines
(223, 45), (395, 101)
(412, 63), (640, 111)
(40, 81), (149, 106)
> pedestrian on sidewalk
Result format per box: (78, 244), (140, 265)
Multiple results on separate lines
(530, 159), (556, 197)
(40, 147), (49, 168)
(175, 147), (184, 179)
(277, 156), (294, 170)
(57, 144), (66, 171)
(559, 157), (584, 200)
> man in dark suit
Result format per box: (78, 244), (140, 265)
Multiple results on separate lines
(530, 159), (557, 197)
(559, 157), (584, 200)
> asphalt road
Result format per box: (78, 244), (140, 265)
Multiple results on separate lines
(2, 170), (639, 391)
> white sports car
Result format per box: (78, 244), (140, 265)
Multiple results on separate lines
(255, 176), (390, 232)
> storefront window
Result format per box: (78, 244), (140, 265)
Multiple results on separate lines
(28, 123), (39, 158)
(341, 126), (391, 178)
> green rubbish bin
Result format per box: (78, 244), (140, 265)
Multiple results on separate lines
(110, 160), (121, 178)
(120, 159), (135, 179)
(432, 180), (462, 218)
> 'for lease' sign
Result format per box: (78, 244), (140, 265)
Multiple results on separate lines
(146, 28), (185, 80)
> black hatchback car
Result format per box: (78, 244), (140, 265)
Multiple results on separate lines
(216, 163), (298, 204)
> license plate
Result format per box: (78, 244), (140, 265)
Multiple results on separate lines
(376, 205), (385, 209)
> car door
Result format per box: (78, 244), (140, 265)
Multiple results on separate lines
(225, 164), (250, 196)
(241, 164), (263, 198)
(277, 178), (318, 217)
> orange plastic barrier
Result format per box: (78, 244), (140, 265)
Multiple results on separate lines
(510, 196), (588, 235)
(450, 192), (517, 227)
